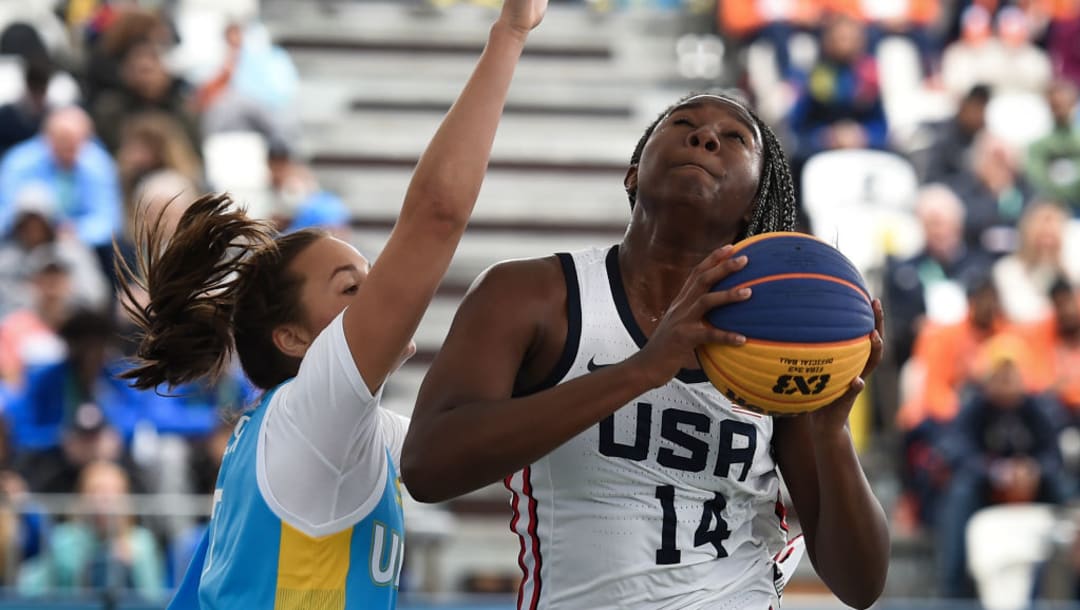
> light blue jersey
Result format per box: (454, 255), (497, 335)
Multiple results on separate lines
(169, 385), (405, 610)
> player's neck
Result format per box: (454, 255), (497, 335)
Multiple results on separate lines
(619, 219), (737, 318)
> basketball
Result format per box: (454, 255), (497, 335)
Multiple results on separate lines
(696, 232), (875, 416)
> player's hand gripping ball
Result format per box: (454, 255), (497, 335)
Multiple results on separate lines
(696, 232), (875, 415)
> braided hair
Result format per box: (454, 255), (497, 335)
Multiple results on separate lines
(627, 92), (797, 239)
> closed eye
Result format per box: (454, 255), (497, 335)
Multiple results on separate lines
(726, 132), (746, 144)
(343, 285), (359, 295)
(672, 117), (694, 127)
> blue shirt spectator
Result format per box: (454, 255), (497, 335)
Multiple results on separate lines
(787, 16), (888, 163)
(0, 107), (122, 249)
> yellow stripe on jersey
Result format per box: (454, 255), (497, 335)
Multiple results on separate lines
(275, 522), (352, 610)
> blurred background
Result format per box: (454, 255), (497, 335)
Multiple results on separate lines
(0, 0), (1078, 608)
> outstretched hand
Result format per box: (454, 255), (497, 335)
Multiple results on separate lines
(807, 299), (885, 432)
(498, 0), (548, 36)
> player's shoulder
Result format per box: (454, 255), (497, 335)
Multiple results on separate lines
(452, 255), (571, 337)
(467, 255), (567, 306)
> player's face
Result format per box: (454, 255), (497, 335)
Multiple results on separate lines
(289, 236), (418, 362)
(632, 96), (763, 227)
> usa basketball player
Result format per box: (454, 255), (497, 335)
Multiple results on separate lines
(402, 94), (889, 609)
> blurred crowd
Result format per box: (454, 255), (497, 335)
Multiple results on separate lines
(0, 0), (352, 600)
(714, 0), (1080, 601)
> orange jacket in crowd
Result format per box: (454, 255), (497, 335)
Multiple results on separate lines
(1020, 315), (1080, 409)
(896, 317), (1040, 431)
(717, 0), (941, 37)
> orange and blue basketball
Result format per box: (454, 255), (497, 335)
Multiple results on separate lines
(696, 232), (875, 415)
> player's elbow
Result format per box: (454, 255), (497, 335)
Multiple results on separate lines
(834, 563), (888, 610)
(400, 444), (451, 504)
(839, 586), (884, 610)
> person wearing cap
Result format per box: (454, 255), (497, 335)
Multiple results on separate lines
(934, 334), (1070, 598)
(0, 183), (109, 318)
(0, 106), (122, 265)
(267, 143), (350, 237)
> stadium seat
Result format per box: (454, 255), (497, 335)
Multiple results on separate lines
(986, 92), (1053, 152)
(0, 54), (23, 105)
(178, 0), (259, 20)
(202, 131), (272, 220)
(800, 149), (921, 276)
(966, 503), (1060, 610)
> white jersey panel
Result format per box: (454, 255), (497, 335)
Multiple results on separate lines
(507, 246), (788, 610)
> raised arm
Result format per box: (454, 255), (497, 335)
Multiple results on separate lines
(402, 248), (751, 502)
(345, 0), (547, 392)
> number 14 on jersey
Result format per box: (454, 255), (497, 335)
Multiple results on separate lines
(655, 485), (731, 565)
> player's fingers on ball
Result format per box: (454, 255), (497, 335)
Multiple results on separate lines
(698, 255), (748, 289)
(874, 298), (886, 338)
(697, 288), (750, 314)
(700, 326), (745, 346)
(861, 330), (884, 377)
(834, 376), (866, 407)
(690, 247), (734, 281)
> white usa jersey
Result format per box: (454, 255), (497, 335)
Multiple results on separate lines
(505, 246), (789, 610)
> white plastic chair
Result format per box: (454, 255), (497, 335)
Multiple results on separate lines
(986, 92), (1053, 152)
(202, 131), (272, 220)
(178, 0), (259, 20)
(0, 55), (24, 105)
(966, 504), (1060, 610)
(801, 149), (921, 275)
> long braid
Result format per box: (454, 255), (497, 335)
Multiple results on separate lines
(628, 92), (797, 239)
(741, 103), (797, 238)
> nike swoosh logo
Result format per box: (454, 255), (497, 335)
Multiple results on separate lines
(587, 356), (616, 372)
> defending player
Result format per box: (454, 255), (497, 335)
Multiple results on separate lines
(119, 1), (547, 607)
(402, 93), (889, 609)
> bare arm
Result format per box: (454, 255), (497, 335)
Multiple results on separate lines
(773, 300), (890, 610)
(344, 1), (546, 392)
(402, 248), (750, 502)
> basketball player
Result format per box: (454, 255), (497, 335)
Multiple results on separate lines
(118, 1), (547, 607)
(401, 93), (889, 609)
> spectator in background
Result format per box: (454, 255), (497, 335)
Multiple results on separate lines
(0, 107), (123, 272)
(0, 247), (74, 390)
(91, 40), (200, 155)
(714, 0), (820, 81)
(1026, 81), (1080, 211)
(820, 0), (942, 72)
(1048, 7), (1080, 88)
(1025, 278), (1080, 418)
(112, 170), (199, 301)
(992, 201), (1079, 323)
(116, 112), (203, 210)
(786, 15), (888, 183)
(81, 6), (173, 108)
(916, 84), (991, 184)
(992, 6), (1054, 94)
(267, 144), (349, 236)
(197, 21), (297, 149)
(947, 132), (1033, 255)
(896, 277), (1020, 528)
(0, 60), (53, 159)
(884, 184), (992, 366)
(0, 184), (109, 318)
(935, 336), (1069, 598)
(0, 415), (45, 586)
(17, 460), (164, 599)
(8, 312), (138, 494)
(943, 5), (1053, 98)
